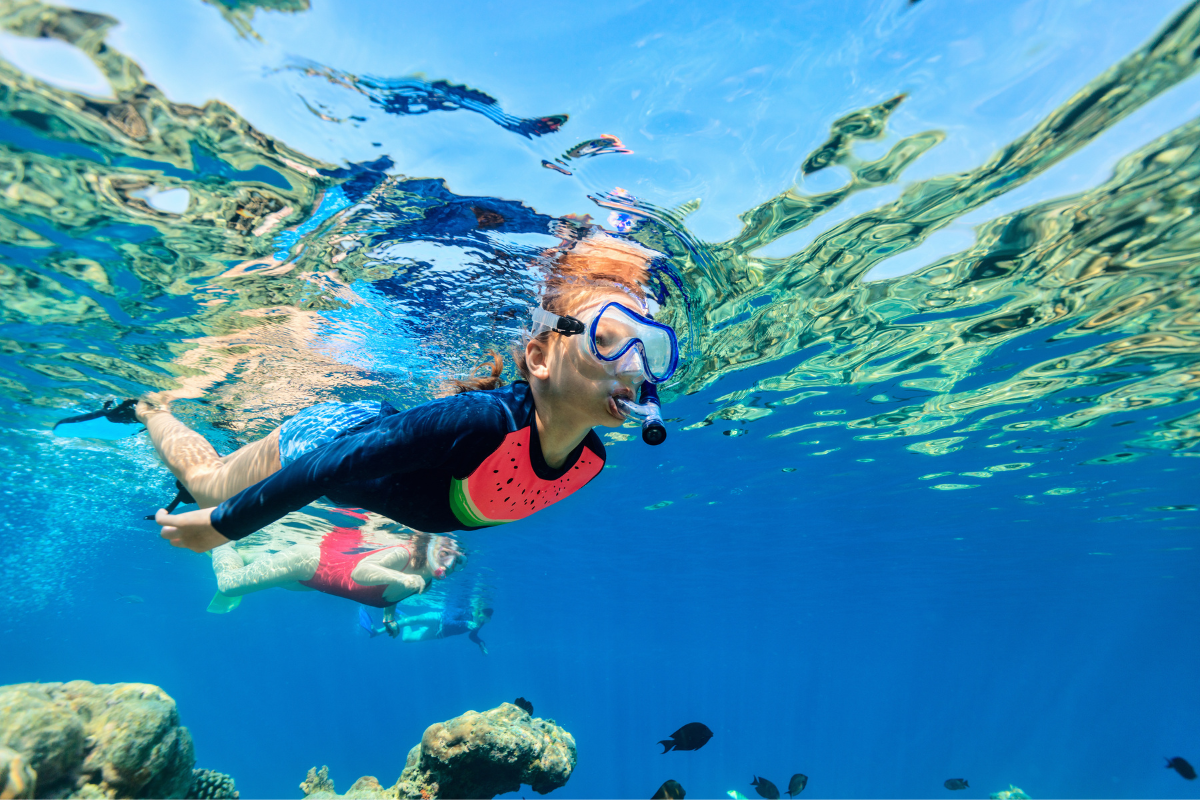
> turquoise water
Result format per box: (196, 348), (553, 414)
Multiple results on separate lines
(1, 0), (1198, 797)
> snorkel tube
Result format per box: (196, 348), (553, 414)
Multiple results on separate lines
(615, 382), (667, 446)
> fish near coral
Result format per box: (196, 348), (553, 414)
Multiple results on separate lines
(659, 723), (713, 753)
(514, 697), (534, 716)
(652, 779), (686, 799)
(944, 778), (969, 790)
(752, 776), (780, 799)
(1166, 757), (1196, 780)
(787, 773), (808, 797)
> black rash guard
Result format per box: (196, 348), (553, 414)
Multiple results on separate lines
(210, 382), (606, 540)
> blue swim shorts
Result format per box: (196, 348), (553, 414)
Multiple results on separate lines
(277, 400), (383, 466)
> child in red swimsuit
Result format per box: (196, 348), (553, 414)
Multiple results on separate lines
(208, 513), (462, 617)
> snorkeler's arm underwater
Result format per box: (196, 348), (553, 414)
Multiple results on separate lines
(155, 392), (514, 551)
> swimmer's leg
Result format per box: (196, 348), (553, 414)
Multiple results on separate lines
(137, 396), (281, 508)
(211, 543), (319, 596)
(399, 623), (438, 643)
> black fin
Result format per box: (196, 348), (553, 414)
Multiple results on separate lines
(659, 740), (674, 754)
(143, 481), (197, 520)
(103, 398), (138, 424)
(54, 399), (117, 429)
(54, 398), (141, 438)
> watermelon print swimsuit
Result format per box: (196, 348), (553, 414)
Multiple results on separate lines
(209, 382), (606, 540)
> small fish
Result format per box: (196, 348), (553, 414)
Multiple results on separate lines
(659, 722), (713, 753)
(726, 793), (748, 800)
(944, 778), (969, 790)
(1166, 757), (1196, 780)
(115, 593), (144, 604)
(787, 774), (808, 797)
(652, 779), (686, 799)
(751, 776), (780, 799)
(513, 697), (534, 716)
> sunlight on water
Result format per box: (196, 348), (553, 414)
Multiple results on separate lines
(0, 0), (1195, 466)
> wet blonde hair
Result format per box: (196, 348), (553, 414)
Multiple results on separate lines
(442, 227), (655, 393)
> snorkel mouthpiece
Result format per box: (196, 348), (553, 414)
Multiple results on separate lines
(615, 383), (667, 446)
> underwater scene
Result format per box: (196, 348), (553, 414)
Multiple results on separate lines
(0, 0), (1198, 797)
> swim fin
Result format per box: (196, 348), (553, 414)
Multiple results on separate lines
(53, 398), (141, 440)
(359, 607), (380, 637)
(143, 481), (196, 520)
(206, 592), (242, 614)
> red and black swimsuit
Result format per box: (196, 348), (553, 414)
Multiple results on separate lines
(210, 382), (606, 540)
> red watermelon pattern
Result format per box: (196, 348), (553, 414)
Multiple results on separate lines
(449, 426), (603, 527)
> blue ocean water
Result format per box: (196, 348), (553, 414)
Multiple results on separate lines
(1, 1), (1198, 798)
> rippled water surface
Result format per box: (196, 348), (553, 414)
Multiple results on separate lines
(0, 0), (1197, 798)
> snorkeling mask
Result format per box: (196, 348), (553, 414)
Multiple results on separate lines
(531, 301), (679, 385)
(531, 302), (672, 445)
(428, 536), (463, 579)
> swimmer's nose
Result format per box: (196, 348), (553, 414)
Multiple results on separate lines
(613, 349), (646, 386)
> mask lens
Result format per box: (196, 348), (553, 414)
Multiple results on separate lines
(593, 312), (638, 358)
(590, 304), (677, 381)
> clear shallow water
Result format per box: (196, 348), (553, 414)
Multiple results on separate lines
(0, 0), (1198, 798)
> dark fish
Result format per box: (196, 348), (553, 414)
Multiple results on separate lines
(513, 697), (534, 716)
(659, 722), (713, 753)
(787, 774), (808, 797)
(1166, 757), (1196, 780)
(944, 778), (969, 790)
(751, 776), (780, 799)
(652, 779), (686, 799)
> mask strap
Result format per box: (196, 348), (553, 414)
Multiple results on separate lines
(531, 307), (585, 336)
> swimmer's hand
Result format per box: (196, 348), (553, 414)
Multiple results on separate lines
(398, 573), (428, 595)
(154, 507), (230, 553)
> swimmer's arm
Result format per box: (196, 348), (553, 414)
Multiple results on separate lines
(353, 562), (427, 601)
(208, 397), (507, 541)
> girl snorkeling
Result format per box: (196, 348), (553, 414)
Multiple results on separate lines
(138, 227), (679, 552)
(209, 518), (462, 616)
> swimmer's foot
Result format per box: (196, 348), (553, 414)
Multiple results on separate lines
(134, 393), (172, 424)
(103, 398), (138, 424)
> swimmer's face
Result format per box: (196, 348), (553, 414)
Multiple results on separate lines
(529, 290), (647, 429)
(431, 538), (463, 579)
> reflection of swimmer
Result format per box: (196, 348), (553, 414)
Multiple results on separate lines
(137, 228), (680, 554)
(360, 595), (492, 655)
(210, 526), (462, 614)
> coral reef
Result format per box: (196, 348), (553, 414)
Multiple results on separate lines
(0, 681), (196, 798)
(0, 745), (36, 799)
(299, 703), (576, 799)
(187, 768), (239, 799)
